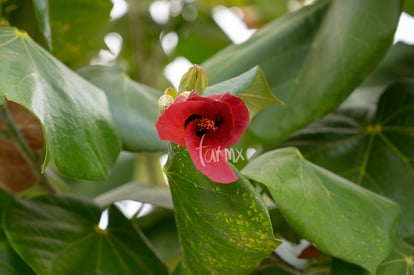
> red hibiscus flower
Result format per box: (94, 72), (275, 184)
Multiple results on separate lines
(156, 90), (249, 184)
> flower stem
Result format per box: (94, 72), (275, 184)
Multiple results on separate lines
(0, 102), (54, 193)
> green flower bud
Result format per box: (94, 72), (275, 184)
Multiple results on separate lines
(178, 64), (208, 95)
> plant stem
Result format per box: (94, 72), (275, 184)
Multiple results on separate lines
(0, 102), (54, 193)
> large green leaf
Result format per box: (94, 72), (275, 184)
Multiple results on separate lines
(165, 144), (279, 274)
(3, 194), (168, 275)
(0, 189), (35, 275)
(79, 65), (165, 152)
(202, 0), (401, 146)
(242, 147), (400, 273)
(49, 0), (112, 68)
(280, 79), (414, 238)
(0, 27), (121, 180)
(205, 66), (282, 119)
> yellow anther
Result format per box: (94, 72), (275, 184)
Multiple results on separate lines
(195, 117), (216, 136)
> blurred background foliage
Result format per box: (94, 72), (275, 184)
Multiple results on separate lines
(3, 0), (309, 87)
(1, 0), (313, 194)
(1, 0), (414, 273)
(0, 0), (312, 271)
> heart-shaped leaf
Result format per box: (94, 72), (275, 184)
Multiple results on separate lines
(0, 188), (35, 275)
(165, 144), (279, 274)
(3, 194), (168, 275)
(0, 28), (121, 180)
(205, 66), (282, 119)
(280, 79), (414, 238)
(202, 0), (401, 146)
(242, 147), (400, 273)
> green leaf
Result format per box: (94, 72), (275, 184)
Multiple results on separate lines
(205, 66), (282, 119)
(0, 225), (35, 275)
(0, 188), (35, 275)
(68, 152), (136, 198)
(6, 0), (49, 47)
(95, 182), (173, 209)
(165, 144), (279, 274)
(280, 79), (414, 238)
(134, 208), (180, 271)
(242, 147), (400, 273)
(404, 0), (414, 16)
(3, 194), (168, 275)
(79, 65), (166, 152)
(364, 42), (414, 86)
(32, 0), (51, 48)
(49, 0), (112, 68)
(0, 27), (121, 180)
(202, 0), (402, 146)
(377, 238), (414, 274)
(0, 235), (34, 275)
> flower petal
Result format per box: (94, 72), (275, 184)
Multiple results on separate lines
(156, 99), (214, 146)
(185, 121), (238, 184)
(156, 91), (248, 184)
(156, 92), (236, 147)
(208, 93), (249, 145)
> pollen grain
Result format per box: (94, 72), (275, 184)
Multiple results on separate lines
(195, 117), (216, 136)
